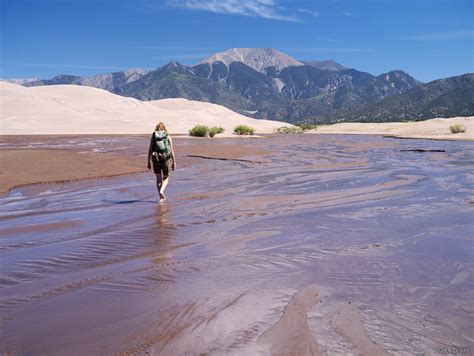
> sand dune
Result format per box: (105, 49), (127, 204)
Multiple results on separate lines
(316, 117), (474, 140)
(0, 81), (288, 135)
(2, 81), (472, 140)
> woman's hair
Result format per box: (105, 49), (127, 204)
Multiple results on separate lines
(155, 122), (167, 132)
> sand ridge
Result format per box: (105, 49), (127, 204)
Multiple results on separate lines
(0, 81), (289, 135)
(315, 117), (473, 141)
(258, 284), (322, 355)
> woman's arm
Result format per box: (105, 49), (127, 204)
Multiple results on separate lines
(169, 136), (176, 170)
(147, 134), (154, 169)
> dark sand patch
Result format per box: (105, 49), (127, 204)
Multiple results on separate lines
(0, 149), (146, 194)
(0, 136), (273, 195)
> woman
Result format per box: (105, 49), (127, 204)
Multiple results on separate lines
(147, 122), (176, 201)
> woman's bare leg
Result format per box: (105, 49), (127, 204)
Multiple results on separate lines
(155, 173), (163, 199)
(159, 177), (169, 200)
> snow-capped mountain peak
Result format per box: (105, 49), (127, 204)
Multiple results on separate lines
(199, 48), (304, 73)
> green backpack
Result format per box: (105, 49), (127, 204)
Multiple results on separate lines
(153, 130), (171, 157)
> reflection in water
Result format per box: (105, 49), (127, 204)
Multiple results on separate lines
(0, 135), (473, 355)
(156, 203), (172, 228)
(151, 203), (176, 257)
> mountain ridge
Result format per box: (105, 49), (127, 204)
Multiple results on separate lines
(25, 69), (151, 94)
(323, 73), (474, 123)
(7, 47), (470, 123)
(119, 59), (420, 122)
(303, 60), (347, 71)
(199, 48), (304, 74)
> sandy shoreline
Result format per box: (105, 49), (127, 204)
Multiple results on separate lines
(1, 121), (472, 195)
(315, 116), (473, 141)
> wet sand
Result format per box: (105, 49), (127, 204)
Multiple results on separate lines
(0, 135), (270, 194)
(1, 134), (473, 355)
(0, 149), (147, 194)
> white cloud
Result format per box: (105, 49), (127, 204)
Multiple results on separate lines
(401, 30), (474, 41)
(297, 8), (319, 17)
(169, 0), (299, 22)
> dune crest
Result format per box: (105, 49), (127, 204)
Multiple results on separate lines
(0, 81), (288, 135)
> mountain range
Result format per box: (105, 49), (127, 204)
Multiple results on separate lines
(26, 69), (151, 93)
(328, 73), (474, 122)
(12, 48), (474, 123)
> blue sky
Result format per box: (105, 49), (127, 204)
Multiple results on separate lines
(1, 0), (473, 82)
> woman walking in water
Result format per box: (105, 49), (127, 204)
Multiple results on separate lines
(147, 122), (176, 202)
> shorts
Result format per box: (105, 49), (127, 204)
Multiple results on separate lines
(152, 153), (172, 179)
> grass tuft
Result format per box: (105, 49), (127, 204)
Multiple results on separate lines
(189, 125), (225, 137)
(274, 126), (302, 134)
(298, 123), (318, 131)
(450, 124), (466, 134)
(234, 125), (255, 135)
(208, 126), (225, 137)
(189, 125), (209, 137)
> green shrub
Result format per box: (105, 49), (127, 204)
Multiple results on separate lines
(234, 125), (255, 135)
(298, 123), (318, 131)
(189, 124), (209, 137)
(450, 124), (466, 134)
(208, 126), (225, 137)
(274, 126), (302, 134)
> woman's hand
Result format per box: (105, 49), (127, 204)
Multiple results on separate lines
(172, 161), (176, 171)
(147, 161), (151, 170)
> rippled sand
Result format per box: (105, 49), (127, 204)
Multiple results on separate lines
(1, 135), (473, 355)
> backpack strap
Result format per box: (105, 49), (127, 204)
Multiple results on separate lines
(154, 130), (167, 141)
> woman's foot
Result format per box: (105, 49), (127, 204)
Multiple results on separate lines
(159, 192), (166, 201)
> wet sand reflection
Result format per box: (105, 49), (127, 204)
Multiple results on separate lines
(0, 134), (473, 355)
